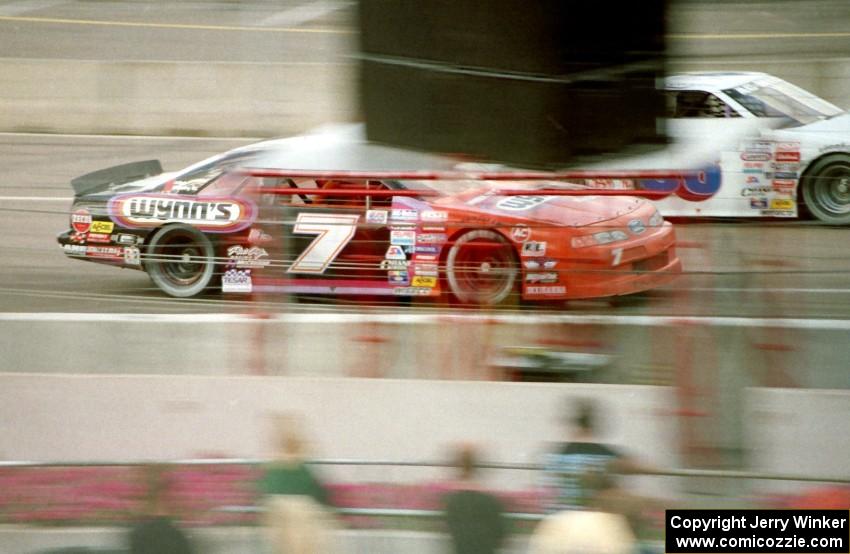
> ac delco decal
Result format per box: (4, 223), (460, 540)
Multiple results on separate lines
(108, 194), (255, 233)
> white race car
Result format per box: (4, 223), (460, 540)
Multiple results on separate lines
(592, 72), (850, 224)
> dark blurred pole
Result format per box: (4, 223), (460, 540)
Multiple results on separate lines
(358, 0), (668, 168)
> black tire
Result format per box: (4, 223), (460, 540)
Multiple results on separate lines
(145, 224), (216, 297)
(445, 229), (518, 305)
(801, 154), (850, 225)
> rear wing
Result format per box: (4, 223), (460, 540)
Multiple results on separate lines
(71, 160), (163, 196)
(235, 168), (713, 200)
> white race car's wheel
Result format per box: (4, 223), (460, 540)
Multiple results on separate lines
(145, 224), (216, 298)
(445, 230), (518, 305)
(802, 154), (850, 225)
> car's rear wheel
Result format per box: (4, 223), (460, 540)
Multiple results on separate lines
(445, 230), (518, 306)
(145, 224), (216, 297)
(801, 154), (850, 225)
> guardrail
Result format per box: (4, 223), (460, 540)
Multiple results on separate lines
(2, 458), (848, 483)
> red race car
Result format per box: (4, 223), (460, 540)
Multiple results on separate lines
(58, 130), (682, 305)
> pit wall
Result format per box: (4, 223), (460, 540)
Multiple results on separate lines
(1, 374), (847, 483)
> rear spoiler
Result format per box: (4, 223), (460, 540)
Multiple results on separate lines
(71, 160), (163, 196)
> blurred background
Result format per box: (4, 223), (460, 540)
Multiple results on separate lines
(1, 1), (849, 553)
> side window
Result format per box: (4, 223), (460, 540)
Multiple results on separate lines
(670, 91), (741, 118)
(314, 180), (392, 208)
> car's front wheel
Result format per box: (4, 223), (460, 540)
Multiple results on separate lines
(801, 154), (850, 225)
(145, 224), (216, 297)
(445, 229), (518, 306)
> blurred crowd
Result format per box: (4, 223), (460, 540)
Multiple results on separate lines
(122, 399), (662, 554)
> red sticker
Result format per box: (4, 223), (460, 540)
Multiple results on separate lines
(71, 209), (92, 233)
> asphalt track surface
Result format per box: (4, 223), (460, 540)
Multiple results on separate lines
(0, 0), (849, 63)
(3, 133), (850, 319)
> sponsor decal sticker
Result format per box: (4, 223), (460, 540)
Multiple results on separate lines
(414, 263), (438, 275)
(411, 275), (437, 288)
(227, 245), (270, 269)
(63, 244), (86, 255)
(113, 233), (141, 245)
(90, 220), (114, 234)
(745, 175), (761, 184)
(420, 210), (448, 222)
(123, 246), (141, 266)
(772, 180), (796, 193)
(71, 209), (92, 233)
(108, 194), (255, 233)
(390, 230), (416, 246)
(413, 245), (439, 254)
(388, 270), (409, 284)
(385, 245), (407, 261)
(248, 228), (273, 244)
(775, 150), (800, 162)
(527, 285), (566, 295)
(526, 272), (559, 284)
(417, 233), (447, 244)
(393, 286), (432, 296)
(774, 172), (798, 180)
(414, 254), (437, 262)
(496, 195), (554, 211)
(85, 245), (123, 259)
(741, 152), (771, 162)
(750, 198), (768, 209)
(741, 186), (773, 197)
(380, 259), (410, 270)
(86, 232), (111, 243)
(511, 226), (531, 242)
(70, 231), (87, 243)
(366, 209), (389, 225)
(770, 198), (795, 210)
(521, 241), (547, 257)
(222, 269), (252, 293)
(746, 140), (772, 152)
(761, 209), (796, 217)
(391, 209), (418, 221)
(772, 162), (800, 172)
(525, 259), (558, 270)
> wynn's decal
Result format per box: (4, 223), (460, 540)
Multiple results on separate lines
(108, 194), (255, 233)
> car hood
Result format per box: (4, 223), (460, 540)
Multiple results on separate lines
(767, 113), (850, 144)
(435, 187), (647, 227)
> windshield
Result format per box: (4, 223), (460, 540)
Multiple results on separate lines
(723, 78), (842, 125)
(169, 149), (264, 194)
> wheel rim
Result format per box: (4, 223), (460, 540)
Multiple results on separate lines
(155, 232), (208, 287)
(447, 231), (516, 305)
(812, 163), (850, 215)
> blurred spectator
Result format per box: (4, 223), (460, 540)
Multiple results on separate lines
(529, 510), (635, 554)
(581, 464), (664, 541)
(542, 398), (643, 512)
(128, 467), (194, 554)
(259, 414), (337, 554)
(442, 444), (508, 554)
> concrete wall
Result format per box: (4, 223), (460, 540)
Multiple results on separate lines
(2, 374), (848, 481)
(0, 374), (679, 483)
(3, 56), (850, 137)
(0, 58), (358, 137)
